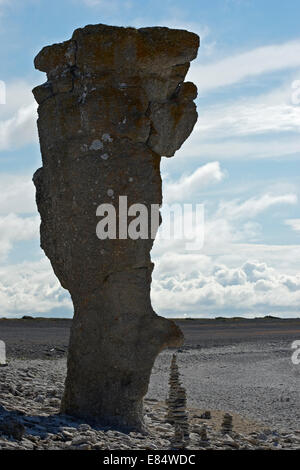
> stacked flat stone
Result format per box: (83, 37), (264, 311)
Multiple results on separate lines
(165, 354), (180, 424)
(199, 424), (208, 442)
(175, 386), (189, 441)
(171, 425), (186, 450)
(222, 413), (233, 434)
(200, 410), (211, 419)
(166, 354), (189, 446)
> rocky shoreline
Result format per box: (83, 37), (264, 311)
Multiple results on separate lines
(0, 359), (299, 450)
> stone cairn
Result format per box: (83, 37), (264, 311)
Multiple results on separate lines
(198, 424), (208, 442)
(172, 426), (186, 450)
(166, 354), (189, 448)
(221, 413), (233, 434)
(165, 354), (179, 423)
(200, 410), (211, 419)
(32, 24), (199, 431)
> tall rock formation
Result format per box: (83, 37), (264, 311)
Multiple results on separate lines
(33, 24), (199, 430)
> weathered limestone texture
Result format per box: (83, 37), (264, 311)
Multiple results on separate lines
(33, 24), (199, 430)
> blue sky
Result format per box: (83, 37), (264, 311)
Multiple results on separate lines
(0, 0), (300, 318)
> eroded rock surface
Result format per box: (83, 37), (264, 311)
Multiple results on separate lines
(33, 24), (199, 430)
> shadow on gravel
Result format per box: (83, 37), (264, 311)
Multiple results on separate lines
(0, 404), (140, 443)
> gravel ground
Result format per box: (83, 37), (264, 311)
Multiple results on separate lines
(0, 356), (299, 450)
(149, 342), (300, 432)
(0, 318), (299, 449)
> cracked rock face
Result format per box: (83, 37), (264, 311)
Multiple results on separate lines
(33, 24), (199, 431)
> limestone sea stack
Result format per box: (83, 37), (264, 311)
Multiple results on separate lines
(32, 24), (199, 430)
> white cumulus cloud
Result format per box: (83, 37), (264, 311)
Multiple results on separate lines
(0, 258), (71, 316)
(285, 219), (300, 233)
(151, 256), (300, 317)
(0, 173), (36, 214)
(164, 162), (225, 203)
(0, 80), (37, 151)
(0, 213), (39, 260)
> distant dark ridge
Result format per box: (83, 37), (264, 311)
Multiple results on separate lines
(175, 316), (300, 321)
(0, 315), (299, 321)
(0, 317), (72, 321)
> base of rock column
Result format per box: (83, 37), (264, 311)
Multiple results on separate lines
(60, 269), (183, 431)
